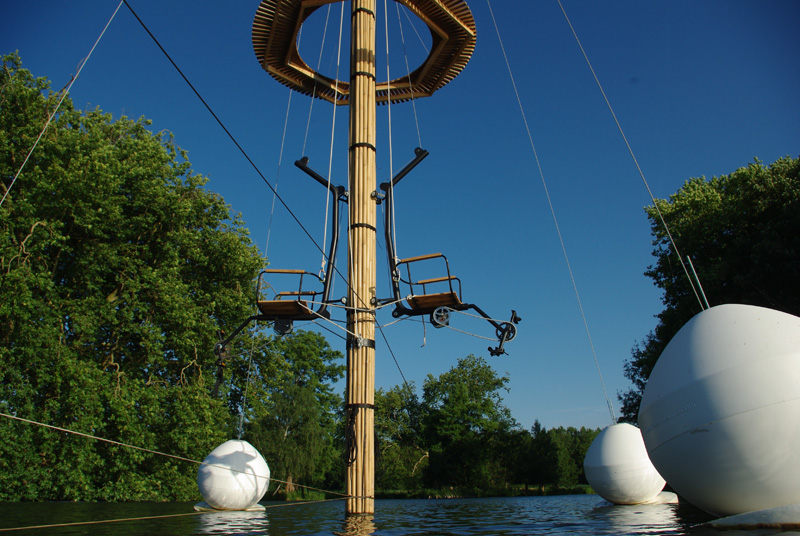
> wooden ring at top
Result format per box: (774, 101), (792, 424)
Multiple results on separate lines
(252, 0), (476, 106)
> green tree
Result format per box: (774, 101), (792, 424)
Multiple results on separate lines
(421, 354), (519, 490)
(525, 422), (600, 490)
(501, 427), (534, 490)
(0, 53), (264, 500)
(245, 330), (344, 494)
(570, 426), (601, 485)
(374, 382), (427, 491)
(620, 156), (800, 422)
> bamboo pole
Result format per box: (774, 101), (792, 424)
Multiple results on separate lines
(251, 0), (477, 518)
(345, 0), (376, 516)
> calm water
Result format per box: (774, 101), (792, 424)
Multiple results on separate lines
(1, 496), (798, 536)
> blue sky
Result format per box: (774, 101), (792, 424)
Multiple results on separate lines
(3, 1), (798, 431)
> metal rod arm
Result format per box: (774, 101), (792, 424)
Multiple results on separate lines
(380, 148), (429, 304)
(389, 147), (428, 188)
(295, 156), (346, 197)
(213, 315), (262, 358)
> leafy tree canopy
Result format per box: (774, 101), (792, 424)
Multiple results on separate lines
(420, 355), (518, 489)
(374, 382), (428, 490)
(619, 156), (800, 422)
(0, 52), (266, 500)
(244, 330), (345, 493)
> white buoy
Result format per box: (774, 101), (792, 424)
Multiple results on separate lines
(196, 439), (270, 511)
(584, 422), (666, 505)
(639, 304), (800, 517)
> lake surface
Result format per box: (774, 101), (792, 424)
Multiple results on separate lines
(1, 495), (798, 536)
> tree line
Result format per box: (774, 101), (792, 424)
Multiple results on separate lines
(246, 348), (601, 499)
(371, 355), (599, 496)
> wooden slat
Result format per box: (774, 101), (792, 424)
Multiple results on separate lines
(406, 291), (461, 310)
(275, 290), (318, 297)
(398, 252), (443, 264)
(252, 0), (475, 105)
(416, 276), (455, 285)
(256, 300), (313, 316)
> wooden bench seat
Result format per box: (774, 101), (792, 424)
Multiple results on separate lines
(256, 300), (314, 317)
(406, 292), (462, 311)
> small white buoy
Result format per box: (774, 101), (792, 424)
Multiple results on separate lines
(196, 439), (270, 511)
(584, 422), (665, 505)
(639, 304), (800, 517)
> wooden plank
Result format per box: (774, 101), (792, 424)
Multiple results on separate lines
(406, 291), (461, 310)
(416, 276), (455, 285)
(252, 0), (475, 105)
(399, 252), (443, 264)
(256, 300), (312, 316)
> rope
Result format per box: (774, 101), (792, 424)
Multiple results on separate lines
(376, 320), (411, 387)
(306, 302), (365, 340)
(396, 1), (424, 148)
(264, 87), (294, 258)
(447, 307), (511, 326)
(319, 2), (346, 280)
(381, 4), (426, 269)
(123, 0), (375, 320)
(236, 325), (259, 439)
(122, 0), (317, 257)
(383, 0), (401, 267)
(486, 0), (616, 423)
(0, 411), (353, 499)
(556, 0), (706, 312)
(401, 5), (429, 55)
(440, 323), (496, 342)
(0, 498), (349, 533)
(0, 510), (208, 533)
(344, 405), (358, 466)
(302, 4), (333, 155)
(1, 411), (217, 468)
(264, 96), (289, 258)
(264, 27), (302, 260)
(0, 0), (124, 209)
(311, 319), (348, 342)
(384, 0), (395, 180)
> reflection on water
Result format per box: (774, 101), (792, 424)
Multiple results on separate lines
(194, 508), (270, 535)
(335, 514), (375, 536)
(1, 495), (799, 535)
(590, 500), (682, 534)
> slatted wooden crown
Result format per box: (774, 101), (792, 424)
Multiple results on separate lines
(252, 0), (476, 105)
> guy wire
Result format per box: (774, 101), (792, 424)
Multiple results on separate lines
(0, 0), (125, 209)
(123, 0), (375, 317)
(486, 0), (616, 423)
(556, 0), (706, 311)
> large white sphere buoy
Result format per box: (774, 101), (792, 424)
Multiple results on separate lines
(584, 422), (665, 504)
(639, 304), (800, 517)
(197, 439), (270, 511)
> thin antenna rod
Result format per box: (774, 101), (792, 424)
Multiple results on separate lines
(686, 256), (710, 310)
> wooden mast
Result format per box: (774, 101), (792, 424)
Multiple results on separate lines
(346, 0), (377, 515)
(251, 0), (476, 517)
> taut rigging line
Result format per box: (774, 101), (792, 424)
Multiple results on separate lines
(122, 0), (374, 318)
(486, 0), (614, 422)
(556, 0), (708, 312)
(0, 1), (125, 209)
